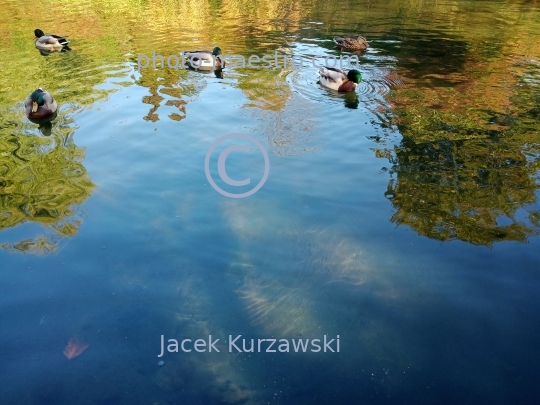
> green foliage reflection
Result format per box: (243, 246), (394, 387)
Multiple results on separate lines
(382, 136), (540, 245)
(0, 110), (94, 253)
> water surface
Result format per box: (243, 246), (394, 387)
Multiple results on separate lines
(1, 0), (540, 404)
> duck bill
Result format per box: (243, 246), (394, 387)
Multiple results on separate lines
(32, 102), (38, 112)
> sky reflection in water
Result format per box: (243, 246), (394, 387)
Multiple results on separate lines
(1, 0), (540, 404)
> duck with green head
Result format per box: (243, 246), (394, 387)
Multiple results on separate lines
(34, 29), (70, 51)
(184, 47), (224, 70)
(318, 67), (362, 92)
(24, 88), (58, 124)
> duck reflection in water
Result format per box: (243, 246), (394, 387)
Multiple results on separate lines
(186, 66), (224, 78)
(344, 92), (360, 109)
(38, 121), (53, 136)
(37, 46), (71, 56)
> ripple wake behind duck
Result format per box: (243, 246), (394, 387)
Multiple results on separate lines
(287, 65), (403, 108)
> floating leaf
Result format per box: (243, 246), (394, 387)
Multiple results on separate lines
(63, 337), (89, 360)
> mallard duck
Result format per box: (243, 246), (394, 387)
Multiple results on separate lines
(333, 35), (369, 51)
(184, 47), (223, 70)
(24, 88), (58, 124)
(34, 29), (69, 51)
(318, 67), (362, 92)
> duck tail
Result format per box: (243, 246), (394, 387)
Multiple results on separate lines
(51, 35), (69, 46)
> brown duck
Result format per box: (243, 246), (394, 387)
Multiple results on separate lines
(333, 35), (369, 51)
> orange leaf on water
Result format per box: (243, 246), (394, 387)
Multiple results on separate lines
(63, 337), (89, 360)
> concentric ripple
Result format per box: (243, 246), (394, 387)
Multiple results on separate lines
(286, 61), (403, 109)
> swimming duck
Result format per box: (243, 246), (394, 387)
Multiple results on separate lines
(333, 35), (369, 51)
(24, 88), (58, 124)
(34, 29), (69, 51)
(184, 47), (223, 70)
(318, 67), (362, 92)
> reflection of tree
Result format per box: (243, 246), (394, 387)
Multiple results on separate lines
(381, 138), (540, 245)
(0, 236), (58, 254)
(374, 5), (540, 245)
(136, 68), (198, 122)
(237, 67), (292, 111)
(0, 111), (94, 253)
(383, 9), (540, 141)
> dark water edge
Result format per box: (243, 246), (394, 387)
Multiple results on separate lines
(1, 0), (540, 404)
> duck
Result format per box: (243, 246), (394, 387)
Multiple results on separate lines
(24, 88), (58, 124)
(318, 67), (362, 92)
(333, 35), (369, 51)
(183, 47), (223, 70)
(34, 29), (70, 51)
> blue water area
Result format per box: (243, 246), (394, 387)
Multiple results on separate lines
(1, 0), (540, 404)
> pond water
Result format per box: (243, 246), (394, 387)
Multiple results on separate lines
(1, 0), (540, 404)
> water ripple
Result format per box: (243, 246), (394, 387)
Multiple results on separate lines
(286, 64), (403, 108)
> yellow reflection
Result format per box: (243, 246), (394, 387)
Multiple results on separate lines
(0, 110), (94, 253)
